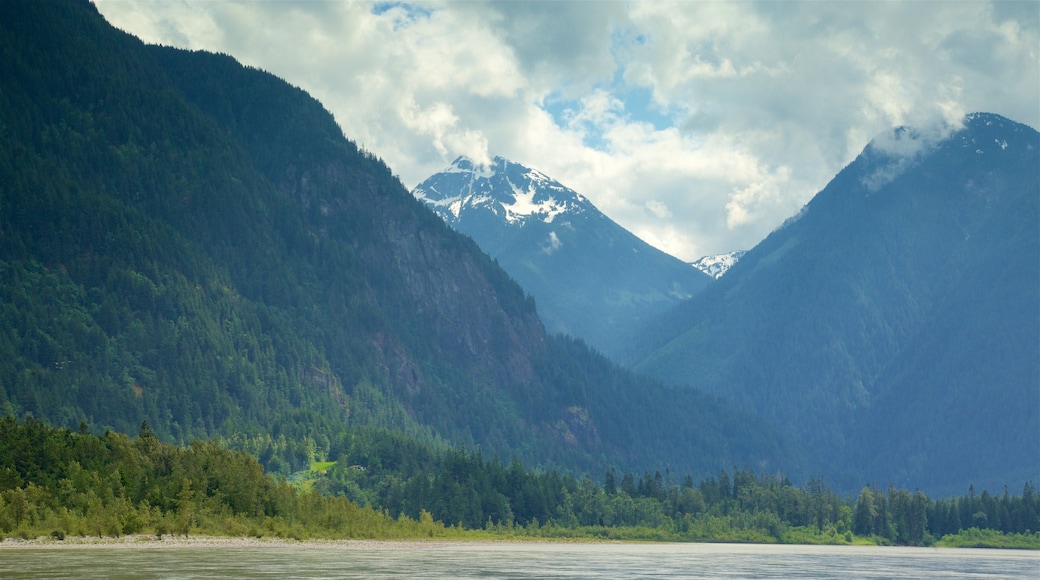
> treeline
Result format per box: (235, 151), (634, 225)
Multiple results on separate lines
(311, 434), (1040, 546)
(850, 483), (1040, 546)
(0, 417), (450, 540)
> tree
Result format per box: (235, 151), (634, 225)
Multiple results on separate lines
(909, 490), (928, 545)
(604, 469), (616, 496)
(852, 487), (876, 536)
(175, 479), (194, 537)
(620, 473), (636, 497)
(85, 492), (106, 538)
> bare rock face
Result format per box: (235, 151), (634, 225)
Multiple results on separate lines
(277, 154), (547, 400)
(558, 406), (601, 450)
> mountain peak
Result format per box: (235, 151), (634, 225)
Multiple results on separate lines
(964, 111), (1026, 129)
(835, 112), (1034, 195)
(865, 112), (1032, 160)
(690, 251), (747, 279)
(414, 155), (593, 227)
(445, 155), (498, 178)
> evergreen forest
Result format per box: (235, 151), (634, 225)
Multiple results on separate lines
(0, 418), (1036, 548)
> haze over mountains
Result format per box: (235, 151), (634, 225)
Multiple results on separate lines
(413, 156), (711, 360)
(630, 114), (1039, 494)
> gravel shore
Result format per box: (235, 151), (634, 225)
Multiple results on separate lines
(0, 535), (476, 550)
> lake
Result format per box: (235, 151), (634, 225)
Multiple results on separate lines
(1, 539), (1037, 579)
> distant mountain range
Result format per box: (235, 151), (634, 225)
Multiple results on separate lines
(630, 113), (1039, 495)
(690, 251), (747, 279)
(413, 116), (1040, 495)
(413, 156), (711, 360)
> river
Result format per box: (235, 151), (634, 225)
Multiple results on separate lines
(1, 539), (1037, 578)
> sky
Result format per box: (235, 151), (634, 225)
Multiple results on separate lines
(93, 1), (1039, 262)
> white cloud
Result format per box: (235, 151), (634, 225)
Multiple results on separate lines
(726, 168), (792, 230)
(399, 100), (491, 167)
(94, 0), (1039, 261)
(644, 200), (671, 220)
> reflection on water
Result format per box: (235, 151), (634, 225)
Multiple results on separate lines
(1, 541), (1037, 579)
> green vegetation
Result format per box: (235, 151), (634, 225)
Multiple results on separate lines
(0, 417), (454, 540)
(935, 528), (1040, 550)
(309, 438), (1038, 547)
(310, 462), (336, 473)
(2, 418), (1036, 548)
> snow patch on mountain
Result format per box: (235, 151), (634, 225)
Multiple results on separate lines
(503, 178), (569, 224)
(542, 231), (562, 254)
(691, 251), (747, 279)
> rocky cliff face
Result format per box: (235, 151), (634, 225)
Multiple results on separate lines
(375, 216), (546, 391)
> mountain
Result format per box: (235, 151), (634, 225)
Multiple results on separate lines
(413, 156), (712, 360)
(0, 0), (806, 481)
(691, 251), (747, 279)
(631, 113), (1039, 494)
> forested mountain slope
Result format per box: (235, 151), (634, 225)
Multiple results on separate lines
(631, 114), (1039, 494)
(0, 0), (804, 480)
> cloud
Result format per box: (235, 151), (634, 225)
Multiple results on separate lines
(399, 100), (492, 167)
(860, 116), (967, 192)
(491, 1), (624, 96)
(94, 0), (1039, 261)
(644, 200), (671, 220)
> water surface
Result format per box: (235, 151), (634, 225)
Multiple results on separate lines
(1, 541), (1036, 579)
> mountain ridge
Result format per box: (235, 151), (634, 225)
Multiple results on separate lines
(631, 112), (1039, 494)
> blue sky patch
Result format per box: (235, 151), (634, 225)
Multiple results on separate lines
(372, 2), (432, 29)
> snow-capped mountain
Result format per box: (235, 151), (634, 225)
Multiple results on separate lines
(690, 251), (747, 279)
(413, 156), (712, 360)
(413, 157), (593, 228)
